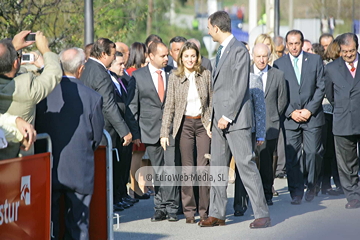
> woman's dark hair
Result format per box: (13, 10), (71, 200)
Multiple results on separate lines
(125, 42), (147, 69)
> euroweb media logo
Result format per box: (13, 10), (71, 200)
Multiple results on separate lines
(0, 175), (31, 225)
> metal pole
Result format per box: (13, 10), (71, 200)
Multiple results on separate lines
(274, 0), (280, 37)
(103, 130), (114, 240)
(352, 0), (355, 33)
(289, 0), (293, 30)
(249, 0), (258, 34)
(84, 0), (94, 45)
(36, 133), (53, 167)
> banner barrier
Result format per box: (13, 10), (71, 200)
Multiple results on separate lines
(0, 133), (52, 240)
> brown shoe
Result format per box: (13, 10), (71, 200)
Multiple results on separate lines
(197, 216), (208, 225)
(199, 216), (225, 227)
(345, 199), (360, 209)
(249, 217), (271, 229)
(186, 217), (196, 224)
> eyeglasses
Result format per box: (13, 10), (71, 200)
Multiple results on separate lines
(17, 51), (22, 59)
(340, 49), (357, 55)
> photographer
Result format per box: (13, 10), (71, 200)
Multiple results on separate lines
(0, 30), (62, 160)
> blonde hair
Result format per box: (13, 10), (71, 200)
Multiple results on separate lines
(174, 41), (204, 77)
(254, 34), (279, 65)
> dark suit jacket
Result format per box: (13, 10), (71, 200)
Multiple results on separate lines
(201, 56), (213, 72)
(273, 52), (325, 130)
(128, 64), (173, 144)
(109, 71), (140, 140)
(324, 53), (360, 136)
(80, 58), (130, 146)
(251, 65), (288, 140)
(35, 77), (104, 195)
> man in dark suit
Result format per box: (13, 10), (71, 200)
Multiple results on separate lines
(199, 11), (270, 229)
(108, 51), (141, 211)
(128, 41), (179, 222)
(167, 36), (187, 68)
(233, 43), (288, 214)
(80, 38), (133, 210)
(273, 30), (325, 205)
(35, 48), (104, 240)
(324, 33), (360, 209)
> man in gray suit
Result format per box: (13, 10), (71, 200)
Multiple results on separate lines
(324, 33), (360, 209)
(274, 30), (325, 205)
(199, 11), (270, 229)
(128, 41), (179, 222)
(233, 43), (288, 214)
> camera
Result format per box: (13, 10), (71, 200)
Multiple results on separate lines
(24, 33), (36, 42)
(21, 53), (35, 63)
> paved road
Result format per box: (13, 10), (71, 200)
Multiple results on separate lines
(113, 178), (359, 240)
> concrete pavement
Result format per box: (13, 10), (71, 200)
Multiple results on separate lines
(113, 178), (359, 240)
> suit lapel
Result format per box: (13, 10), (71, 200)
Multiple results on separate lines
(337, 58), (354, 86)
(286, 54), (300, 87)
(299, 53), (309, 89)
(265, 66), (274, 98)
(144, 66), (162, 106)
(212, 38), (236, 82)
(163, 70), (171, 106)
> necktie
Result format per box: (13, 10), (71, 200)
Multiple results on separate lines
(156, 70), (165, 102)
(118, 78), (127, 94)
(293, 57), (301, 84)
(259, 72), (265, 91)
(215, 45), (223, 68)
(349, 62), (356, 78)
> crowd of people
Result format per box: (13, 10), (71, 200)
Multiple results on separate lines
(0, 10), (360, 240)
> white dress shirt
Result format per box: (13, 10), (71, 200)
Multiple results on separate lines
(108, 71), (122, 95)
(254, 65), (269, 92)
(184, 71), (202, 116)
(289, 51), (304, 74)
(148, 63), (167, 92)
(345, 54), (358, 73)
(89, 57), (106, 70)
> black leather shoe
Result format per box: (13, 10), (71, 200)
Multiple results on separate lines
(151, 210), (167, 222)
(327, 187), (344, 196)
(117, 201), (132, 209)
(167, 213), (178, 221)
(266, 199), (273, 206)
(113, 204), (124, 211)
(234, 210), (244, 216)
(134, 191), (150, 199)
(121, 198), (134, 206)
(276, 172), (287, 178)
(116, 201), (131, 209)
(291, 196), (302, 205)
(305, 188), (316, 202)
(124, 195), (139, 203)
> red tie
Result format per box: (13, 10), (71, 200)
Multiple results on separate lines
(349, 62), (356, 72)
(156, 70), (164, 102)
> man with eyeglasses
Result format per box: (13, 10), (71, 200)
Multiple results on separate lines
(324, 33), (360, 209)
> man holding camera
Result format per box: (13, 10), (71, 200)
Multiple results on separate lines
(0, 30), (62, 160)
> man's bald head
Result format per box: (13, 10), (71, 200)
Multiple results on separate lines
(252, 43), (270, 71)
(59, 47), (85, 77)
(187, 38), (201, 50)
(115, 42), (129, 64)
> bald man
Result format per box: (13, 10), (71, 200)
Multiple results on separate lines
(36, 47), (104, 240)
(115, 42), (130, 64)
